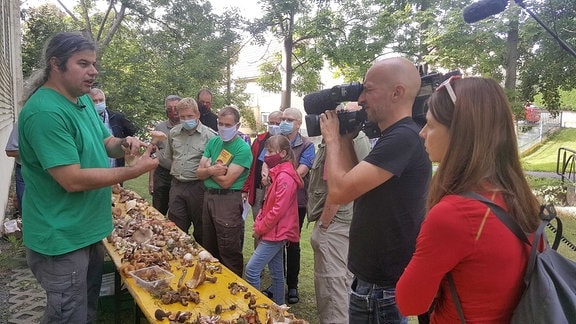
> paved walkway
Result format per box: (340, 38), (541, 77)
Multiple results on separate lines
(8, 268), (45, 324)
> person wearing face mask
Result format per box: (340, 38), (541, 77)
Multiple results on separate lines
(197, 88), (218, 132)
(244, 135), (303, 306)
(163, 98), (216, 244)
(149, 95), (181, 215)
(89, 88), (137, 168)
(261, 107), (315, 304)
(242, 111), (283, 242)
(197, 105), (253, 276)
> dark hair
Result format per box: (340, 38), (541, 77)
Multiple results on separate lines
(45, 32), (96, 73)
(265, 135), (295, 163)
(23, 32), (96, 102)
(219, 105), (241, 123)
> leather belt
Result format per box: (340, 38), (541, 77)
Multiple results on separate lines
(206, 188), (241, 195)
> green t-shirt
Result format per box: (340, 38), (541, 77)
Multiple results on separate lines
(202, 136), (252, 190)
(19, 87), (113, 256)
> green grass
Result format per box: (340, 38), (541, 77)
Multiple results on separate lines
(105, 129), (576, 323)
(123, 175), (321, 322)
(521, 128), (576, 172)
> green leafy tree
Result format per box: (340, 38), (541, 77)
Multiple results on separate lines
(23, 0), (246, 134)
(21, 4), (71, 78)
(518, 0), (576, 114)
(251, 0), (327, 109)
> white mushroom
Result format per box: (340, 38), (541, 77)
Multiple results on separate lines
(132, 228), (153, 244)
(125, 199), (137, 212)
(198, 250), (219, 262)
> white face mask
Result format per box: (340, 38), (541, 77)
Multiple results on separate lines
(94, 102), (106, 114)
(218, 124), (238, 142)
(268, 124), (281, 136)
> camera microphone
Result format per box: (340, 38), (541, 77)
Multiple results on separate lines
(463, 0), (508, 24)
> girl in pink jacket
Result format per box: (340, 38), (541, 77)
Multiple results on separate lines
(244, 135), (303, 305)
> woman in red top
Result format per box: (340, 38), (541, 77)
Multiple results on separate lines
(396, 77), (541, 323)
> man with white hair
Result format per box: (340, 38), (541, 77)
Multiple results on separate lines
(89, 88), (137, 168)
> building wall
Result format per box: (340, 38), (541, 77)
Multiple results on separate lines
(0, 0), (23, 225)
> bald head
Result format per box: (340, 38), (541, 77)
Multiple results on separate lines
(368, 57), (421, 101)
(358, 57), (421, 129)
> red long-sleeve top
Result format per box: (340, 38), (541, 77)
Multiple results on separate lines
(397, 194), (531, 323)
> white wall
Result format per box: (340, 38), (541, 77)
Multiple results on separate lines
(0, 0), (23, 225)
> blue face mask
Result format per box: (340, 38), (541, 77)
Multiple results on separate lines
(218, 124), (238, 142)
(279, 121), (294, 135)
(182, 119), (198, 130)
(268, 124), (281, 136)
(94, 102), (106, 114)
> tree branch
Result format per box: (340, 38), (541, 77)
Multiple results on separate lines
(99, 3), (127, 59)
(79, 0), (94, 41)
(56, 0), (81, 24)
(97, 0), (116, 42)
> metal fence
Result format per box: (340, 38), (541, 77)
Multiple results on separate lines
(517, 110), (564, 153)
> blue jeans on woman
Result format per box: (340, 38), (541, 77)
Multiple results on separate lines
(349, 277), (408, 324)
(244, 240), (286, 305)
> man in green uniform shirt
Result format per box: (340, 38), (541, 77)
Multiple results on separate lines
(164, 98), (217, 244)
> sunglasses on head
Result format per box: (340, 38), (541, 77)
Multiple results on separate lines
(436, 75), (462, 104)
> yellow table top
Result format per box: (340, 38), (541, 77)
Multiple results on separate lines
(103, 187), (294, 323)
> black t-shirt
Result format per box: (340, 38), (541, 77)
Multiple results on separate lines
(200, 111), (218, 132)
(348, 117), (431, 287)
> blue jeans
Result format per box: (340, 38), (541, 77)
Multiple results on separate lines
(244, 240), (286, 305)
(349, 277), (408, 324)
(15, 164), (24, 213)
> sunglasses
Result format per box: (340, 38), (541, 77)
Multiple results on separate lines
(436, 75), (462, 104)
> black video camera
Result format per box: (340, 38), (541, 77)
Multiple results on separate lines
(303, 70), (461, 138)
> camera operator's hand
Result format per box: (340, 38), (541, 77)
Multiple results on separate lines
(319, 110), (340, 144)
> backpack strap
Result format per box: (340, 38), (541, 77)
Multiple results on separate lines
(460, 192), (531, 245)
(448, 192), (557, 322)
(447, 273), (466, 324)
(524, 207), (562, 286)
(461, 193), (563, 288)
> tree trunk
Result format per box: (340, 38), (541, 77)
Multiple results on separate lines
(280, 12), (295, 110)
(505, 13), (519, 90)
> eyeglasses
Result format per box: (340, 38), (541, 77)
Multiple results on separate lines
(436, 75), (462, 104)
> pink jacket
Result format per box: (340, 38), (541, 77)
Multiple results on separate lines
(254, 161), (303, 242)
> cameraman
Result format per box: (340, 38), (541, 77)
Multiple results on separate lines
(319, 57), (431, 323)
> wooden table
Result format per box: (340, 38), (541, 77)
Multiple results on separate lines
(102, 188), (282, 323)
